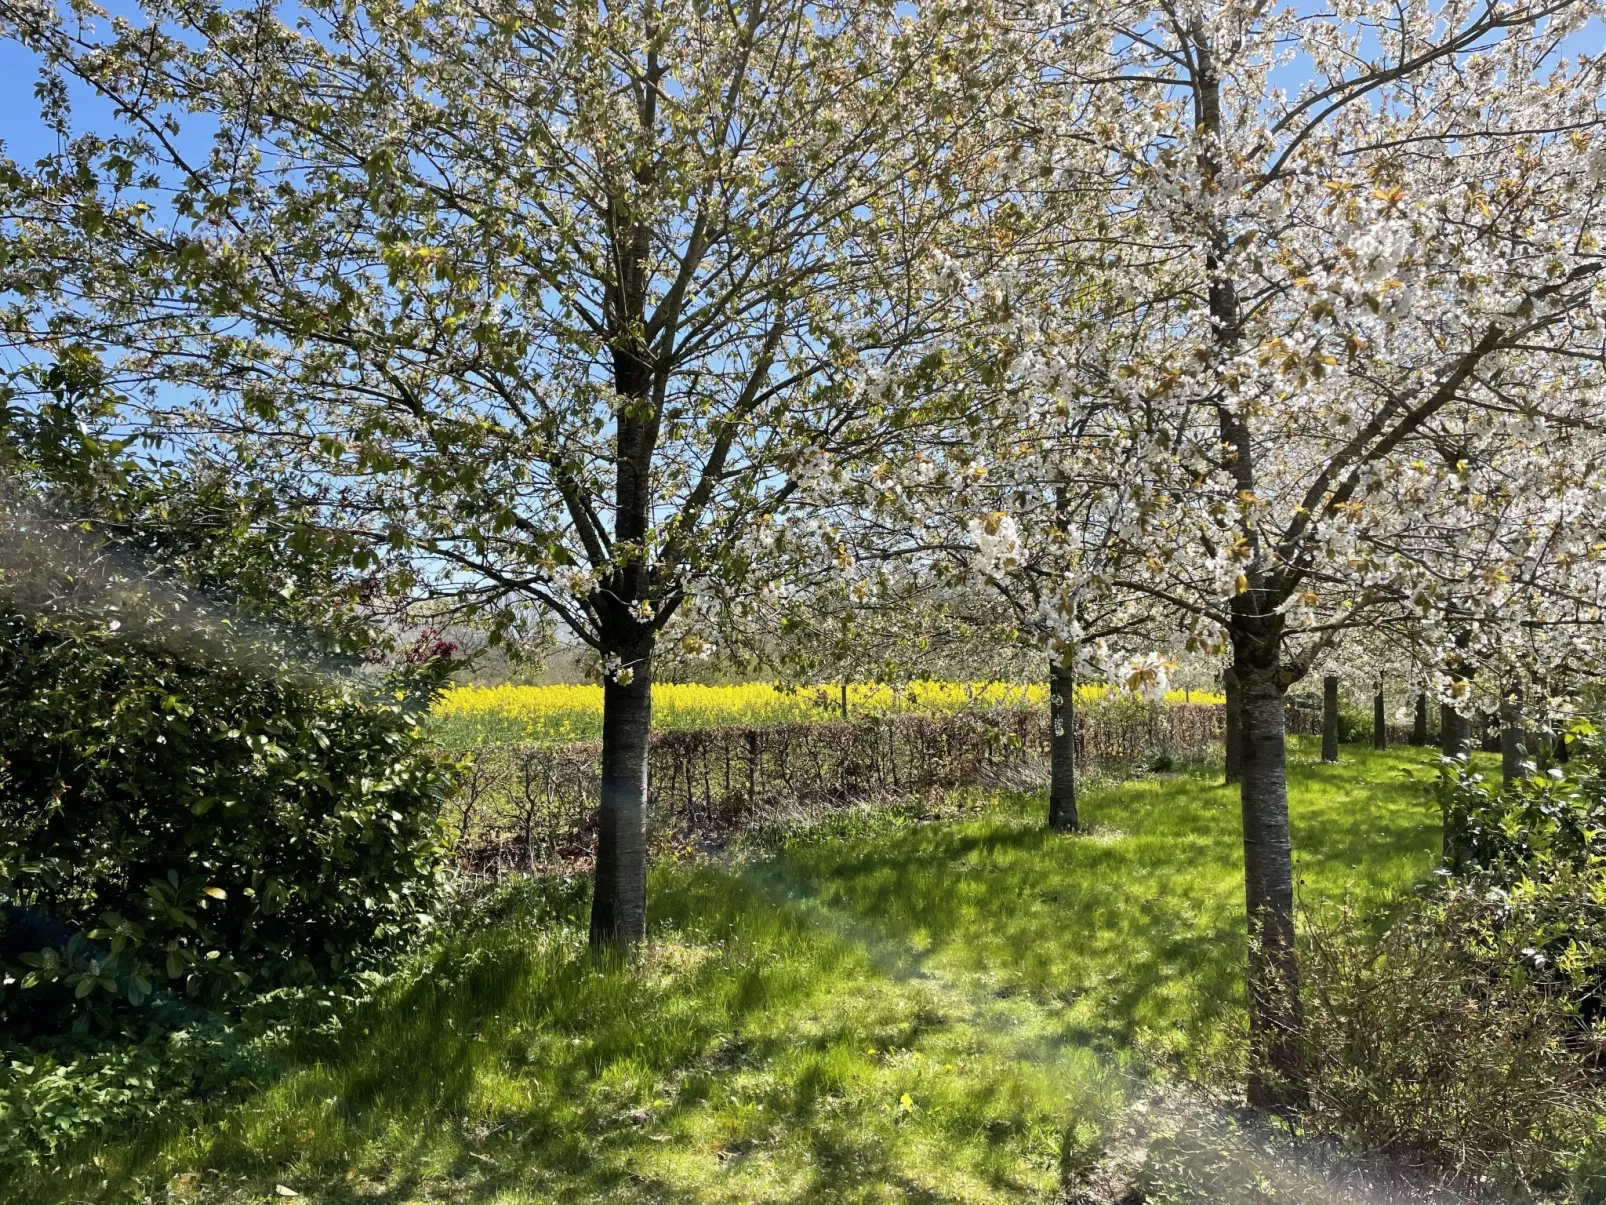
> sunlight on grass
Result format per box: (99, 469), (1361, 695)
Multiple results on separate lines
(757, 740), (1444, 1070)
(14, 742), (1447, 1204)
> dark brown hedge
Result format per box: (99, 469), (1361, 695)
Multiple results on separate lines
(451, 701), (1231, 876)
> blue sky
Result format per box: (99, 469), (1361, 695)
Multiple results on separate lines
(1, 39), (52, 164)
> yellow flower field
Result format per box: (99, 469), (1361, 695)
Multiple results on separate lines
(430, 679), (1224, 746)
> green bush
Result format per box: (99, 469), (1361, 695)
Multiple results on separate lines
(1335, 698), (1371, 744)
(1440, 723), (1606, 1009)
(1445, 724), (1606, 875)
(1298, 728), (1606, 1200)
(0, 365), (458, 1034)
(0, 975), (389, 1168)
(1302, 886), (1606, 1200)
(0, 614), (456, 1033)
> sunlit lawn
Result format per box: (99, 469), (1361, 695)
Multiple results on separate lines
(16, 741), (1451, 1204)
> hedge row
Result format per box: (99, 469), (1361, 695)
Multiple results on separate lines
(450, 700), (1231, 875)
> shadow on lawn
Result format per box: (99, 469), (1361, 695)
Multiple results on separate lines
(17, 744), (1447, 1205)
(1286, 754), (1442, 879)
(752, 745), (1446, 1065)
(34, 867), (1079, 1202)
(757, 778), (1249, 1057)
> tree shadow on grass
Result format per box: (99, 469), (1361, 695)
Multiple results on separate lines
(15, 755), (1447, 1204)
(22, 866), (1085, 1203)
(754, 750), (1446, 1068)
(757, 785), (1247, 1057)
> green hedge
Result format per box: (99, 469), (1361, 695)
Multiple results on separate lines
(0, 611), (456, 1033)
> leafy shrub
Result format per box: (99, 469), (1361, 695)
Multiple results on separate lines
(0, 1025), (204, 1166)
(1439, 723), (1606, 1011)
(0, 369), (457, 1035)
(1443, 725), (1606, 874)
(1336, 699), (1367, 745)
(1298, 727), (1606, 1200)
(1302, 887), (1606, 1200)
(0, 975), (388, 1168)
(0, 610), (457, 1034)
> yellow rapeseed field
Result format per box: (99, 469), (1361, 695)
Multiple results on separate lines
(430, 679), (1223, 746)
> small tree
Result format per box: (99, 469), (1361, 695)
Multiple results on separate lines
(958, 0), (1606, 1107)
(816, 431), (1163, 832)
(815, 154), (1165, 832)
(1, 0), (1015, 948)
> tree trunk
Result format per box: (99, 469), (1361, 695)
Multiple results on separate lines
(1441, 672), (1476, 869)
(1223, 664), (1243, 784)
(1320, 675), (1340, 763)
(589, 653), (654, 951)
(1440, 703), (1472, 759)
(1372, 681), (1386, 750)
(1237, 660), (1306, 1112)
(1197, 31), (1303, 1111)
(592, 185), (660, 952)
(840, 677), (849, 721)
(1500, 693), (1526, 785)
(1048, 660), (1078, 832)
(1412, 692), (1429, 745)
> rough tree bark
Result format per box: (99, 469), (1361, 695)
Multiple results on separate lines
(1198, 31), (1305, 1110)
(1223, 664), (1243, 784)
(1412, 692), (1429, 746)
(1048, 659), (1079, 832)
(590, 650), (655, 949)
(1372, 680), (1386, 750)
(1320, 674), (1340, 763)
(1236, 651), (1307, 1111)
(589, 183), (661, 953)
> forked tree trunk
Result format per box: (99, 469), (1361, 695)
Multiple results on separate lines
(1237, 659), (1307, 1111)
(589, 653), (654, 950)
(1223, 664), (1243, 785)
(1412, 692), (1429, 745)
(1320, 675), (1340, 763)
(1048, 660), (1079, 832)
(1372, 681), (1386, 750)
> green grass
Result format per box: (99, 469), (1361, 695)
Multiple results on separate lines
(13, 741), (1451, 1204)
